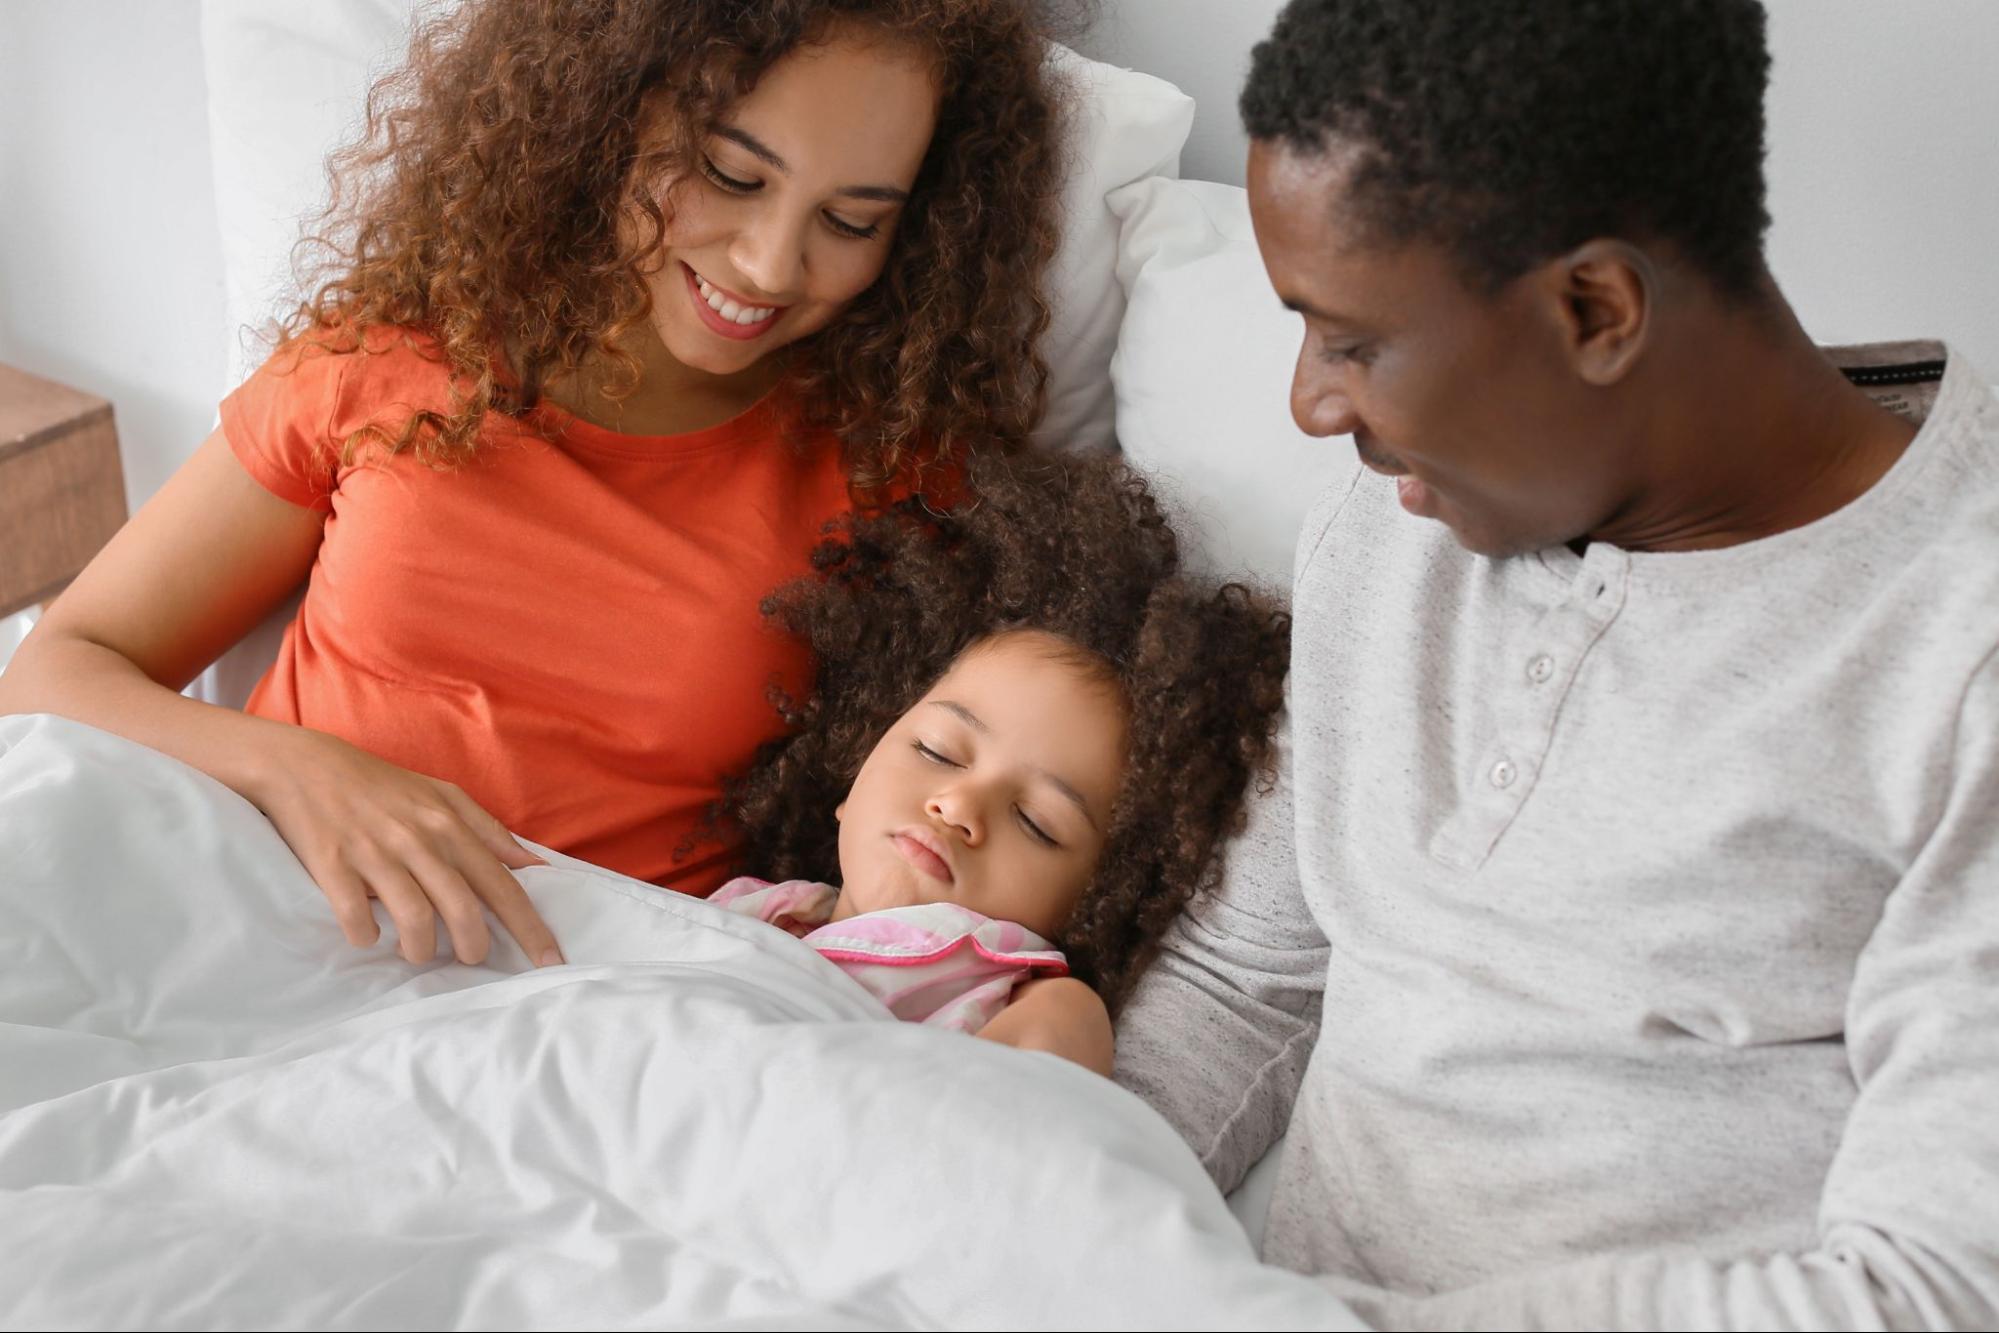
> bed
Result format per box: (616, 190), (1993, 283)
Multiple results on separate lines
(0, 3), (1351, 1329)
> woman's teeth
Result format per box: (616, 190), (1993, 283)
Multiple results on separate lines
(695, 274), (776, 325)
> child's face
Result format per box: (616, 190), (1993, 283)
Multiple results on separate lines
(634, 28), (939, 380)
(832, 632), (1128, 940)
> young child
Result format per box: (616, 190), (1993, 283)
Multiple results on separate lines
(712, 456), (1292, 1072)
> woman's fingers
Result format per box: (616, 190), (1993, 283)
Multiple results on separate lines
(266, 741), (563, 967)
(440, 783), (547, 871)
(456, 846), (564, 968)
(435, 785), (564, 966)
(403, 845), (494, 965)
(308, 855), (381, 949)
(358, 859), (438, 964)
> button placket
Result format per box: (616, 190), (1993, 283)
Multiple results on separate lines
(1429, 552), (1631, 870)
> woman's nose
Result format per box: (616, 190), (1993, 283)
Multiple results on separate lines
(729, 206), (807, 301)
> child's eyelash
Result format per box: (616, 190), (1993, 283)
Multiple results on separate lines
(1017, 810), (1058, 848)
(912, 740), (958, 766)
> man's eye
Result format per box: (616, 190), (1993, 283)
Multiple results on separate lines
(1319, 340), (1375, 367)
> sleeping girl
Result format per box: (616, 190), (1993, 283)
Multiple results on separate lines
(709, 455), (1291, 1074)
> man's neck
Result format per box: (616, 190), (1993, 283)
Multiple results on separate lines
(1588, 294), (1919, 554)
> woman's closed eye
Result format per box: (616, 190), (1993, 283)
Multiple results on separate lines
(701, 156), (758, 193)
(701, 157), (882, 240)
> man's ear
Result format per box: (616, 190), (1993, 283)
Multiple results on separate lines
(1543, 238), (1654, 387)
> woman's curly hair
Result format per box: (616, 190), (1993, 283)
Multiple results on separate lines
(283, 0), (1066, 482)
(723, 455), (1291, 1012)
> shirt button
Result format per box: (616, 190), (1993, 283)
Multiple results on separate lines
(1489, 759), (1517, 789)
(1527, 654), (1555, 684)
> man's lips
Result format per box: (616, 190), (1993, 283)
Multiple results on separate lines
(891, 830), (954, 884)
(1353, 436), (1441, 516)
(1354, 434), (1409, 477)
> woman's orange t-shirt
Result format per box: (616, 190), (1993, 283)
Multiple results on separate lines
(219, 332), (863, 895)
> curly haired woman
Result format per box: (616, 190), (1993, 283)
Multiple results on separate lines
(712, 454), (1291, 1071)
(0, 1), (1068, 973)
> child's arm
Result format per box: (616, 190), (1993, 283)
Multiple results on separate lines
(975, 976), (1114, 1076)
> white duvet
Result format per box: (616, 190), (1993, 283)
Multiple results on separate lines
(0, 714), (1359, 1331)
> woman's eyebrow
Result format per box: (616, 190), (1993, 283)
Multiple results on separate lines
(714, 124), (910, 204)
(928, 700), (1100, 831)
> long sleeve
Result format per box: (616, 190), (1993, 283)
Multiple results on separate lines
(1321, 650), (1999, 1332)
(1113, 724), (1331, 1194)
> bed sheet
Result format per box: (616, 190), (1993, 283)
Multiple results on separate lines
(0, 714), (1359, 1331)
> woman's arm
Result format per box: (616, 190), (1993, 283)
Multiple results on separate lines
(0, 431), (561, 968)
(976, 976), (1115, 1076)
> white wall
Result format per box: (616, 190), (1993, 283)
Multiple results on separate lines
(1073, 0), (1999, 373)
(0, 0), (225, 510)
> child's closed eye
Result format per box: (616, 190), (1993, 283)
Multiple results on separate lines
(912, 740), (959, 767)
(1016, 808), (1059, 848)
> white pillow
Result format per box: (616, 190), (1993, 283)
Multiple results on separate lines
(200, 0), (415, 390)
(199, 0), (1194, 455)
(1034, 46), (1194, 453)
(1108, 176), (1355, 594)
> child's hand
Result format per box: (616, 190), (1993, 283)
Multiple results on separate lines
(245, 725), (561, 968)
(976, 977), (1114, 1076)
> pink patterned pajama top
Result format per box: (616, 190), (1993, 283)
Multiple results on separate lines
(709, 877), (1069, 1033)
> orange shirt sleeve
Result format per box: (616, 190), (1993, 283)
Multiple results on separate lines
(218, 340), (352, 512)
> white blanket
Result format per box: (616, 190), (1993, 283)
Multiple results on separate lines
(0, 715), (1359, 1331)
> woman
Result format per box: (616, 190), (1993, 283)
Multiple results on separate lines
(0, 0), (1065, 972)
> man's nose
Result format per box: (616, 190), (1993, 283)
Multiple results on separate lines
(1292, 351), (1361, 438)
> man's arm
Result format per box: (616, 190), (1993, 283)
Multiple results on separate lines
(1323, 651), (1999, 1331)
(1114, 726), (1331, 1193)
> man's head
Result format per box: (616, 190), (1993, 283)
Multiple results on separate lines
(1242, 0), (1775, 555)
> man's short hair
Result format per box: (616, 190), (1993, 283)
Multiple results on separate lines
(1241, 0), (1773, 298)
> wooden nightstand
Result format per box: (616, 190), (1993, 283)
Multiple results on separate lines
(0, 363), (129, 618)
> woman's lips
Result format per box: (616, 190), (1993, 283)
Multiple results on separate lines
(891, 831), (954, 884)
(681, 263), (783, 342)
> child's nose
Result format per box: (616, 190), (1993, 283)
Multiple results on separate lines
(925, 790), (984, 847)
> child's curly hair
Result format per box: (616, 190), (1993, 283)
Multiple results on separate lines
(284, 0), (1066, 483)
(725, 454), (1291, 1011)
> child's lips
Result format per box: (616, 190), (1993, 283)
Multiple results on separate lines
(890, 831), (954, 884)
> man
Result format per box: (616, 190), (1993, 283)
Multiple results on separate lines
(1113, 1), (1999, 1327)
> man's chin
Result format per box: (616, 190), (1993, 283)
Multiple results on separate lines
(1437, 512), (1553, 560)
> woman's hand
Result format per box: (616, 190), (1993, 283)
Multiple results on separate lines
(976, 976), (1114, 1076)
(247, 726), (562, 968)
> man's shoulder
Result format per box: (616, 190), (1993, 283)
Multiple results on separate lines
(1292, 455), (1473, 619)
